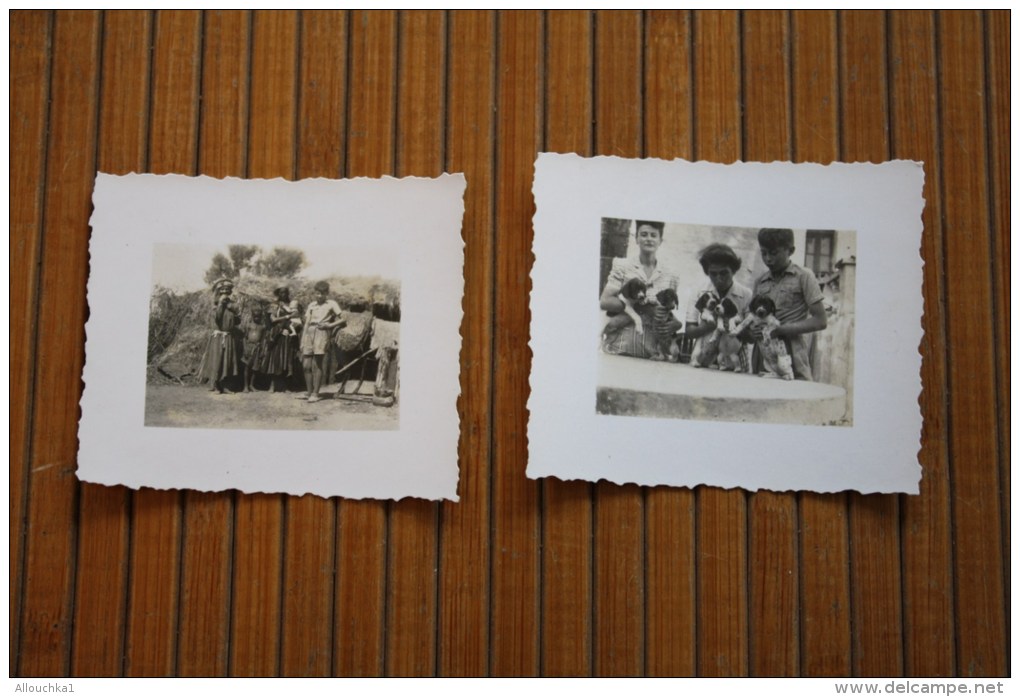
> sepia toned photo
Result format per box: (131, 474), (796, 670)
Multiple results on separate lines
(146, 243), (401, 431)
(79, 172), (465, 500)
(596, 219), (856, 426)
(529, 153), (923, 494)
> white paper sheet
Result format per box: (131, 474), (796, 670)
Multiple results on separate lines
(80, 173), (465, 501)
(528, 153), (924, 494)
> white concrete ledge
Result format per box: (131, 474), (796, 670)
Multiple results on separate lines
(596, 353), (849, 426)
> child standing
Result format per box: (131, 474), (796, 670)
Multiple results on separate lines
(241, 304), (270, 392)
(300, 281), (346, 403)
(750, 228), (827, 380)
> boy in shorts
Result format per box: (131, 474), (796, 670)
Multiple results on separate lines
(300, 281), (345, 402)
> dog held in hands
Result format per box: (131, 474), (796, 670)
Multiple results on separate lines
(650, 288), (681, 361)
(603, 277), (653, 337)
(743, 294), (794, 380)
(694, 291), (740, 339)
(693, 290), (742, 369)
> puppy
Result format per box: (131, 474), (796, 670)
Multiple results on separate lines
(603, 277), (651, 337)
(714, 297), (740, 335)
(743, 295), (794, 380)
(694, 292), (742, 369)
(720, 308), (756, 373)
(693, 291), (719, 324)
(650, 288), (680, 361)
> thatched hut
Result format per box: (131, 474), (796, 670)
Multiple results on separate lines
(147, 274), (400, 393)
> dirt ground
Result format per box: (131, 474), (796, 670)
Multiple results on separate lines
(144, 381), (399, 431)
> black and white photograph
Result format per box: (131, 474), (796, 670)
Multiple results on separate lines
(529, 153), (923, 494)
(79, 172), (465, 500)
(146, 243), (401, 431)
(596, 219), (856, 427)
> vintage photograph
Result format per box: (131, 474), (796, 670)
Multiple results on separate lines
(80, 172), (464, 500)
(146, 243), (401, 431)
(596, 218), (856, 427)
(529, 154), (921, 493)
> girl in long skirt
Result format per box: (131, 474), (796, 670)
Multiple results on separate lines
(266, 286), (300, 392)
(198, 278), (243, 394)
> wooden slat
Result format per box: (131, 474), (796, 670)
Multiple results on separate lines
(71, 476), (131, 671)
(384, 10), (445, 677)
(295, 8), (347, 181)
(839, 10), (906, 678)
(177, 9), (251, 676)
(333, 9), (396, 676)
(147, 10), (203, 176)
(937, 10), (1007, 677)
(177, 494), (234, 676)
(742, 10), (800, 678)
(644, 10), (693, 165)
(295, 10), (346, 179)
(226, 10), (297, 677)
(17, 10), (100, 677)
(593, 10), (645, 677)
(10, 8), (53, 673)
(124, 492), (184, 676)
(94, 10), (152, 168)
(123, 9), (201, 677)
(197, 10), (251, 178)
(888, 11), (955, 678)
(984, 9), (1010, 635)
(692, 9), (748, 678)
(840, 9), (891, 159)
(229, 495), (283, 676)
(541, 9), (594, 678)
(437, 9), (495, 677)
(643, 9), (697, 678)
(281, 491), (336, 676)
(790, 9), (853, 677)
(280, 9), (346, 677)
(71, 9), (154, 677)
(8, 8), (1013, 679)
(490, 9), (542, 676)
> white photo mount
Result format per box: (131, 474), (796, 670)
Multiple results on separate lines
(528, 153), (924, 495)
(80, 173), (465, 501)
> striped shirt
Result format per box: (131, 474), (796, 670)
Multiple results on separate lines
(601, 256), (679, 359)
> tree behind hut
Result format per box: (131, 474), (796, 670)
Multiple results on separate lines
(204, 244), (306, 284)
(204, 252), (234, 285)
(255, 247), (305, 278)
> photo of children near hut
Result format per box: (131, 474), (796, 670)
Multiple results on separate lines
(146, 243), (400, 431)
(597, 219), (856, 427)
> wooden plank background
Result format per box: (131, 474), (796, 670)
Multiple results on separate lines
(9, 10), (1009, 677)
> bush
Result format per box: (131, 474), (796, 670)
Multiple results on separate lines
(147, 275), (400, 384)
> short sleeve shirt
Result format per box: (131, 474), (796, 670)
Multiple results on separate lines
(305, 299), (342, 326)
(601, 256), (679, 359)
(301, 299), (343, 355)
(752, 263), (825, 379)
(752, 263), (823, 324)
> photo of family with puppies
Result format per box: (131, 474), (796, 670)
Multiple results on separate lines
(598, 218), (856, 426)
(145, 243), (400, 431)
